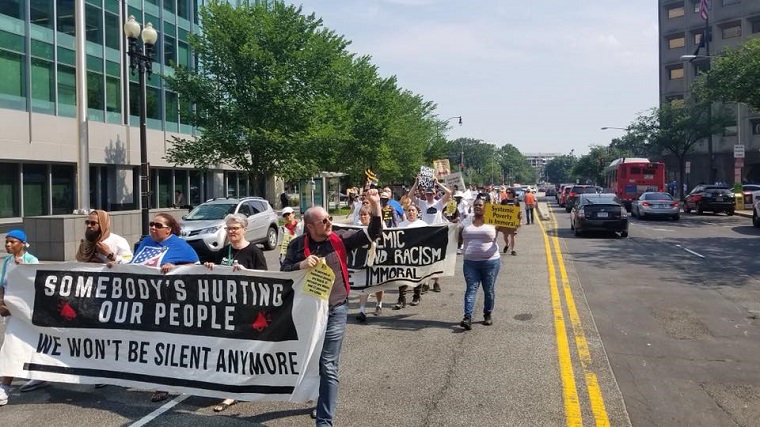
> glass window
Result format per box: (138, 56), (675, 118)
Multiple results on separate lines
(668, 6), (685, 19)
(165, 91), (178, 123)
(722, 0), (740, 5)
(58, 64), (76, 117)
(694, 32), (702, 44)
(164, 0), (176, 14)
(0, 30), (25, 53)
(31, 58), (56, 113)
(31, 40), (54, 58)
(177, 40), (189, 68)
(84, 4), (103, 44)
(129, 81), (139, 117)
(164, 34), (176, 65)
(88, 71), (104, 111)
(30, 0), (55, 29)
(174, 169), (187, 204)
(51, 165), (74, 215)
(157, 169), (172, 208)
(147, 85), (161, 120)
(753, 21), (760, 34)
(106, 75), (120, 113)
(106, 60), (119, 77)
(668, 36), (685, 49)
(23, 164), (49, 217)
(669, 66), (684, 80)
(178, 0), (190, 20)
(87, 54), (103, 72)
(722, 24), (741, 39)
(146, 0), (158, 5)
(189, 171), (202, 206)
(57, 0), (76, 36)
(104, 11), (120, 50)
(0, 1), (24, 20)
(58, 47), (75, 65)
(0, 49), (26, 109)
(0, 163), (20, 218)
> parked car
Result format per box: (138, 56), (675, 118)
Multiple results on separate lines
(683, 185), (735, 215)
(179, 197), (279, 261)
(570, 193), (629, 237)
(565, 185), (601, 212)
(558, 185), (572, 206)
(545, 187), (557, 197)
(631, 192), (680, 220)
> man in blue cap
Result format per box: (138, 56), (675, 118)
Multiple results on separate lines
(0, 229), (39, 405)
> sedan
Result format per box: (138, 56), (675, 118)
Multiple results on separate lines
(631, 192), (680, 220)
(570, 193), (628, 237)
(683, 185), (735, 215)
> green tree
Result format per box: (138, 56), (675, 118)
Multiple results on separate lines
(695, 37), (760, 110)
(572, 145), (623, 186)
(630, 100), (732, 200)
(497, 144), (535, 184)
(164, 1), (350, 184)
(545, 155), (577, 184)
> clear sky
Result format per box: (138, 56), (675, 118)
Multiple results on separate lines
(289, 0), (659, 156)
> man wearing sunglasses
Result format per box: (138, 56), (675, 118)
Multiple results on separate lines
(281, 189), (383, 426)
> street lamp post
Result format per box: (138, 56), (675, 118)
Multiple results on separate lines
(124, 16), (158, 241)
(445, 116), (463, 172)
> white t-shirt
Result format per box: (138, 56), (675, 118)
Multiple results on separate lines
(417, 199), (446, 225)
(398, 218), (427, 228)
(96, 233), (133, 263)
(351, 201), (363, 225)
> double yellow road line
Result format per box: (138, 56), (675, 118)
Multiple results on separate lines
(537, 210), (610, 427)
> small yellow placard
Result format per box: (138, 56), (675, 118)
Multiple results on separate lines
(484, 204), (521, 228)
(302, 258), (335, 300)
(444, 200), (457, 215)
(280, 233), (295, 255)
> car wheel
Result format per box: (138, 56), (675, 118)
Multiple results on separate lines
(696, 203), (704, 215)
(672, 214), (680, 221)
(620, 231), (629, 238)
(263, 226), (278, 250)
(684, 205), (691, 213)
(639, 210), (645, 219)
(727, 209), (735, 216)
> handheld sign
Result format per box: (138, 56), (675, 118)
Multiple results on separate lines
(484, 204), (520, 228)
(444, 172), (466, 192)
(433, 159), (451, 178)
(302, 258), (335, 300)
(364, 168), (379, 190)
(419, 166), (435, 190)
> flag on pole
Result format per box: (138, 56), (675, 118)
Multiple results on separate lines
(699, 0), (709, 20)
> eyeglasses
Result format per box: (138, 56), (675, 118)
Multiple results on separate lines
(149, 221), (169, 229)
(84, 220), (99, 226)
(317, 216), (333, 225)
(225, 226), (243, 231)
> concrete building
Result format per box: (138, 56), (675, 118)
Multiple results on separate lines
(523, 152), (561, 182)
(0, 0), (277, 232)
(659, 0), (760, 185)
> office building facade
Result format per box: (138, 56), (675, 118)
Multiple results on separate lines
(659, 0), (760, 184)
(0, 0), (261, 224)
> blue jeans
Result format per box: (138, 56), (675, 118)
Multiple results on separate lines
(525, 206), (535, 223)
(315, 301), (348, 427)
(463, 258), (501, 319)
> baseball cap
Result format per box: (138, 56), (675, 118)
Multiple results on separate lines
(425, 188), (435, 194)
(282, 207), (294, 216)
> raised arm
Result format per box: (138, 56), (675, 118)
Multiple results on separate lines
(407, 176), (420, 204)
(437, 179), (453, 204)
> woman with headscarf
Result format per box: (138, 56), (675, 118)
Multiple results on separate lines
(76, 210), (132, 264)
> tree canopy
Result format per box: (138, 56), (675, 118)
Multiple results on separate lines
(695, 37), (760, 110)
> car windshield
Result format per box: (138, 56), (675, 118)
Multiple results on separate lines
(185, 203), (236, 220)
(644, 193), (673, 200)
(584, 196), (617, 205)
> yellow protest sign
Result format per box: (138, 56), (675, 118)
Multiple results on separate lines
(302, 258), (335, 300)
(445, 200), (457, 215)
(484, 204), (521, 228)
(280, 233), (295, 255)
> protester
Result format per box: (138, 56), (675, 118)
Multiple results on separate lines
(346, 193), (363, 225)
(130, 213), (199, 402)
(407, 176), (452, 292)
(523, 188), (537, 225)
(394, 204), (428, 309)
(0, 230), (39, 406)
(355, 206), (384, 322)
(498, 189), (521, 255)
(380, 190), (400, 228)
(204, 213), (267, 412)
(281, 189), (383, 426)
(279, 207), (303, 266)
(458, 198), (501, 330)
(76, 210), (133, 264)
(383, 186), (405, 222)
(280, 191), (289, 210)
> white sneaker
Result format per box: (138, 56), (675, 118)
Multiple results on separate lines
(20, 379), (49, 392)
(0, 385), (9, 406)
(456, 248), (462, 255)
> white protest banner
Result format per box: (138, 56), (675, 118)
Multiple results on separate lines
(334, 224), (458, 293)
(443, 172), (466, 192)
(0, 264), (327, 402)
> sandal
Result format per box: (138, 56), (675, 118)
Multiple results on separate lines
(213, 399), (237, 412)
(150, 391), (169, 402)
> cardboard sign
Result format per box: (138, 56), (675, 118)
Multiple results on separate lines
(302, 258), (335, 300)
(484, 204), (520, 228)
(364, 168), (379, 190)
(280, 233), (295, 255)
(444, 172), (466, 192)
(419, 166), (435, 191)
(433, 159), (451, 178)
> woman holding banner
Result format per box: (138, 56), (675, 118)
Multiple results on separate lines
(497, 189), (520, 256)
(457, 199), (501, 330)
(355, 206), (385, 322)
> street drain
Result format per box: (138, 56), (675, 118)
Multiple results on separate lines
(513, 313), (532, 321)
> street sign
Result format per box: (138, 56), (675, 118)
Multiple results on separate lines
(685, 161), (691, 174)
(734, 144), (745, 158)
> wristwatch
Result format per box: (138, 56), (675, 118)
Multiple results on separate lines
(106, 253), (115, 261)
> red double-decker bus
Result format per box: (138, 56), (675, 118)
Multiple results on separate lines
(603, 158), (666, 211)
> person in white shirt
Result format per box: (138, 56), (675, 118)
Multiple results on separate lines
(76, 210), (133, 264)
(393, 204), (428, 309)
(407, 176), (451, 292)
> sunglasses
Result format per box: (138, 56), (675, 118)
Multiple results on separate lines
(225, 226), (243, 231)
(318, 216), (333, 225)
(84, 220), (99, 226)
(149, 221), (169, 229)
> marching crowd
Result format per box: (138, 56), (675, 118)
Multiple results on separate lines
(0, 179), (539, 426)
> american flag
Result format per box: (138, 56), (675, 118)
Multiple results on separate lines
(699, 0), (709, 20)
(132, 246), (167, 267)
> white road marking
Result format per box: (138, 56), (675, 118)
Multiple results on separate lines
(675, 244), (705, 258)
(129, 394), (189, 427)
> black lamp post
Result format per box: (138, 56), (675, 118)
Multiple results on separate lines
(445, 116), (463, 171)
(124, 15), (158, 240)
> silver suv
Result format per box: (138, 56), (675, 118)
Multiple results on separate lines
(179, 197), (279, 261)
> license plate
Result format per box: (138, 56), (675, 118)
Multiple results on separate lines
(597, 212), (608, 218)
(716, 197), (723, 202)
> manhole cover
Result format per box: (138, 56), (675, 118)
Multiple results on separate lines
(513, 313), (533, 321)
